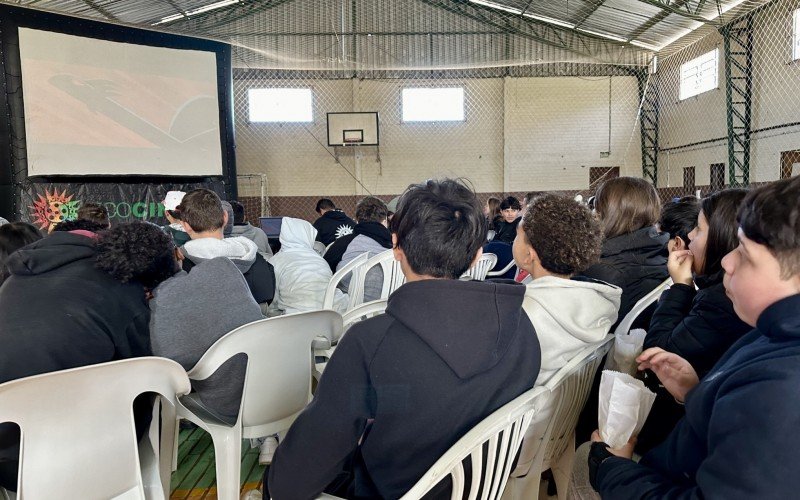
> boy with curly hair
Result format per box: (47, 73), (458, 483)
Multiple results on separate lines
(513, 193), (621, 383)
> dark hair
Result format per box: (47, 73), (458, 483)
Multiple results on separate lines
(52, 219), (109, 233)
(390, 179), (486, 279)
(659, 197), (700, 245)
(595, 177), (660, 239)
(499, 196), (522, 211)
(699, 189), (748, 277)
(315, 198), (336, 213)
(77, 202), (110, 227)
(738, 176), (800, 278)
(521, 193), (602, 275)
(230, 201), (246, 224)
(178, 189), (224, 233)
(486, 197), (501, 217)
(523, 191), (544, 205)
(95, 221), (176, 289)
(355, 196), (388, 223)
(0, 222), (43, 283)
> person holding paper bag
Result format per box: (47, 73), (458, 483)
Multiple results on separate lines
(587, 176), (800, 499)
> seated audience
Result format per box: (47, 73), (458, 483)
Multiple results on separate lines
(312, 198), (355, 246)
(492, 195), (522, 244)
(0, 222), (43, 286)
(162, 190), (190, 246)
(150, 256), (264, 422)
(178, 189), (275, 307)
(77, 202), (111, 228)
(587, 175), (800, 498)
(582, 177), (668, 327)
(266, 179), (541, 499)
(645, 189), (751, 376)
(513, 194), (621, 384)
(657, 196), (700, 252)
(268, 217), (346, 315)
(324, 196), (390, 272)
(0, 221), (176, 492)
(221, 200), (235, 237)
(230, 200), (273, 259)
(329, 197), (392, 301)
(484, 239), (517, 279)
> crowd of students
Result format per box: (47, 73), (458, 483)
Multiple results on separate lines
(0, 174), (799, 499)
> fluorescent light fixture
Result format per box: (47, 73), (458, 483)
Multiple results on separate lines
(153, 0), (240, 24)
(577, 28), (627, 43)
(522, 12), (576, 29)
(630, 40), (661, 51)
(468, 0), (522, 15)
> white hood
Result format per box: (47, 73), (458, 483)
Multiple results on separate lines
(182, 237), (258, 274)
(522, 275), (621, 384)
(279, 217), (317, 252)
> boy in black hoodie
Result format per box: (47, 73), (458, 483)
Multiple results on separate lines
(312, 198), (356, 246)
(267, 179), (541, 499)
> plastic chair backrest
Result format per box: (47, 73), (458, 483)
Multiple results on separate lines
(323, 253), (369, 310)
(313, 241), (327, 256)
(486, 259), (516, 278)
(360, 249), (405, 300)
(341, 299), (388, 338)
(540, 336), (613, 467)
(461, 253), (498, 281)
(399, 386), (551, 500)
(186, 311), (342, 439)
(0, 358), (190, 499)
(613, 278), (673, 335)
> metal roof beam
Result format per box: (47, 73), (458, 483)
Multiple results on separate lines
(628, 0), (690, 40)
(574, 0), (608, 29)
(78, 0), (120, 21)
(633, 0), (717, 25)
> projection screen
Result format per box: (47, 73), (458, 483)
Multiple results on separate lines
(18, 28), (223, 176)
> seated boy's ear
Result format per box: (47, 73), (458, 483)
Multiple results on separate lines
(669, 237), (686, 252)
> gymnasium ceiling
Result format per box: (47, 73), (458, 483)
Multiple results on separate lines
(0, 0), (771, 66)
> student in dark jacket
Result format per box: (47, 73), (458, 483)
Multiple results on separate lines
(645, 189), (751, 376)
(492, 195), (522, 244)
(266, 179), (541, 500)
(177, 189), (275, 307)
(0, 221), (177, 492)
(637, 190), (751, 453)
(312, 198), (356, 246)
(588, 175), (800, 499)
(582, 177), (669, 328)
(324, 196), (391, 272)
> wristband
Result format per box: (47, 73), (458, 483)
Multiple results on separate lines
(588, 441), (615, 490)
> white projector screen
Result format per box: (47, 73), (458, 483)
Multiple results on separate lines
(18, 28), (223, 176)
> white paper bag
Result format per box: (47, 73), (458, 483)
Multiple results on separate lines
(598, 370), (657, 449)
(605, 328), (648, 376)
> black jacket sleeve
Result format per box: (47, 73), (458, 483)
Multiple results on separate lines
(268, 325), (376, 500)
(644, 284), (749, 376)
(243, 253), (276, 305)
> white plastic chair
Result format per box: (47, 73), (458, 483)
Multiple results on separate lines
(176, 311), (343, 500)
(322, 253), (369, 311)
(613, 278), (673, 335)
(352, 249), (405, 302)
(486, 259), (517, 278)
(505, 336), (614, 500)
(0, 357), (190, 500)
(461, 253), (498, 281)
(314, 299), (389, 376)
(312, 241), (327, 256)
(318, 386), (551, 500)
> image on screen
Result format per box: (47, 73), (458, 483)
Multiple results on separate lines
(18, 28), (224, 176)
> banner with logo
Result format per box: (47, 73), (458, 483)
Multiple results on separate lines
(19, 180), (227, 231)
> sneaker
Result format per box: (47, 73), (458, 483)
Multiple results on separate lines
(258, 435), (279, 465)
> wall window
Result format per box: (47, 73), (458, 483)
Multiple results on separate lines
(248, 88), (313, 122)
(402, 87), (465, 122)
(793, 8), (800, 60)
(679, 49), (718, 100)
